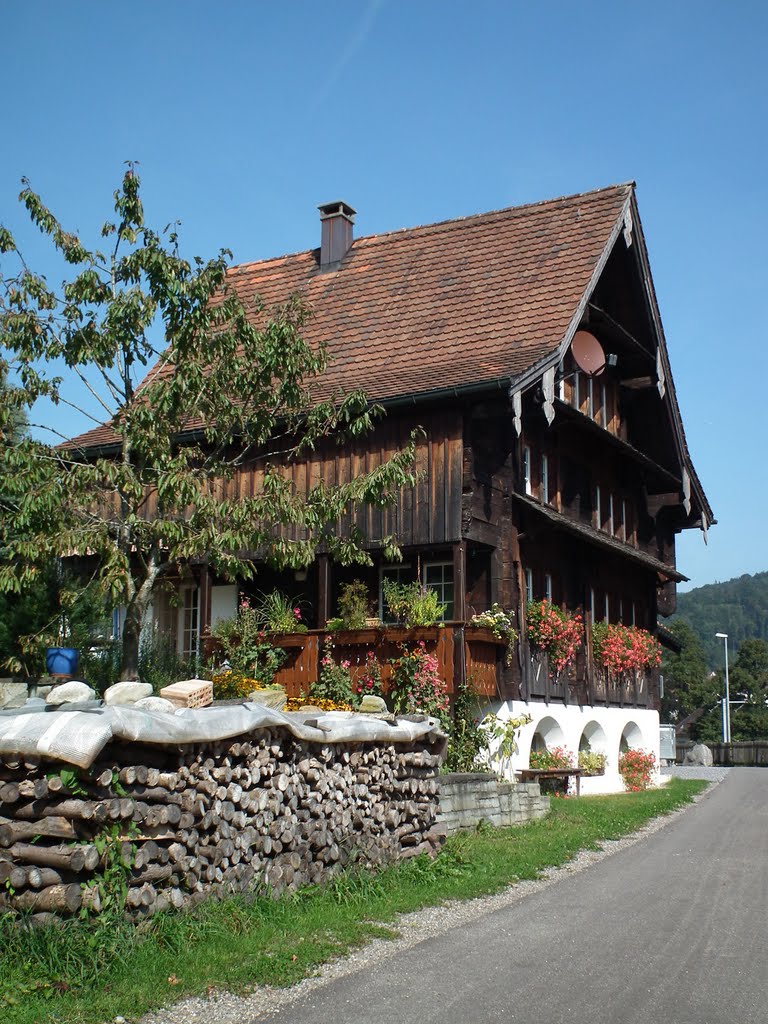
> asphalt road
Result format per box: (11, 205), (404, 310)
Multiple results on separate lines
(258, 769), (768, 1024)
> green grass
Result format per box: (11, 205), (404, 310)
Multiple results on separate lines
(0, 778), (707, 1024)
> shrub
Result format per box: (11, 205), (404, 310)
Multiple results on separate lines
(389, 642), (449, 722)
(138, 631), (197, 694)
(592, 623), (662, 674)
(255, 591), (307, 634)
(578, 750), (607, 776)
(283, 695), (353, 712)
(207, 598), (287, 680)
(336, 581), (372, 629)
(525, 600), (583, 672)
(355, 650), (384, 700)
(618, 748), (656, 791)
(309, 645), (356, 707)
(443, 675), (489, 772)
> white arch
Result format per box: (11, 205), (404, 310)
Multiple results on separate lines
(620, 720), (643, 753)
(579, 720), (608, 754)
(532, 714), (566, 751)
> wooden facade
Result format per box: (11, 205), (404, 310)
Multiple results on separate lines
(68, 185), (711, 711)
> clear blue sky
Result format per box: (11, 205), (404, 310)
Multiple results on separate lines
(1, 1), (765, 591)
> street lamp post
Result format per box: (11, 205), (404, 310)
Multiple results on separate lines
(715, 632), (730, 744)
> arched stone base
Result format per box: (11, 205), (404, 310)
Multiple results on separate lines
(483, 700), (661, 795)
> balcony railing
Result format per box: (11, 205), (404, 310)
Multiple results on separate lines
(519, 640), (657, 709)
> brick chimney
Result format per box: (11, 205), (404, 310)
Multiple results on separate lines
(318, 201), (355, 268)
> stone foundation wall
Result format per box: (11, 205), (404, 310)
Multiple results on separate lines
(436, 772), (549, 833)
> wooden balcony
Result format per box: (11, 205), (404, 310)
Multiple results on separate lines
(267, 623), (508, 702)
(519, 641), (658, 710)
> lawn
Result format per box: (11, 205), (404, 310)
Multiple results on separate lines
(0, 778), (708, 1024)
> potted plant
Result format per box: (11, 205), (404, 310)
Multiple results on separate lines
(382, 579), (446, 635)
(525, 599), (583, 674)
(470, 604), (518, 665)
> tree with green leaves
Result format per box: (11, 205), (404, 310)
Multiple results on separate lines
(0, 168), (416, 680)
(660, 618), (718, 723)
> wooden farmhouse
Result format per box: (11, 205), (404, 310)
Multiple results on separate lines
(72, 184), (712, 791)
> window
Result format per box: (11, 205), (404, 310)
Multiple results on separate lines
(600, 381), (607, 428)
(608, 493), (615, 535)
(631, 601), (636, 626)
(525, 568), (534, 603)
(595, 484), (602, 530)
(523, 445), (532, 495)
(573, 371), (580, 410)
(380, 561), (454, 621)
(620, 498), (627, 541)
(179, 587), (200, 662)
(423, 561), (454, 620)
(541, 454), (549, 504)
(603, 593), (610, 624)
(587, 376), (594, 418)
(589, 587), (596, 621)
(545, 573), (553, 602)
(618, 598), (624, 623)
(380, 563), (415, 621)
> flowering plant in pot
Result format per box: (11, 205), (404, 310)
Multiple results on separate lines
(528, 745), (575, 770)
(592, 623), (661, 674)
(525, 600), (583, 672)
(470, 604), (518, 665)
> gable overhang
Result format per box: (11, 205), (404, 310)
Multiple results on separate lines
(507, 187), (714, 532)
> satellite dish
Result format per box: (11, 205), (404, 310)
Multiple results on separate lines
(571, 330), (606, 377)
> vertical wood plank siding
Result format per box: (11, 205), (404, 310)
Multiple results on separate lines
(228, 409), (463, 549)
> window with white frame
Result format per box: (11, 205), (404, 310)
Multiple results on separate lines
(589, 587), (596, 621)
(380, 563), (415, 621)
(545, 573), (553, 602)
(523, 445), (532, 495)
(423, 561), (454, 620)
(595, 484), (602, 530)
(380, 561), (454, 622)
(603, 593), (610, 623)
(179, 587), (200, 662)
(600, 380), (607, 428)
(587, 376), (594, 418)
(525, 568), (534, 603)
(620, 498), (627, 541)
(541, 454), (549, 504)
(608, 493), (615, 535)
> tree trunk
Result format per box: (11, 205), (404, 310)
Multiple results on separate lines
(121, 605), (143, 680)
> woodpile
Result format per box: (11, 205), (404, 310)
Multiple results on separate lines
(0, 728), (444, 921)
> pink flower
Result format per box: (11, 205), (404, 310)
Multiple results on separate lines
(293, 607), (302, 620)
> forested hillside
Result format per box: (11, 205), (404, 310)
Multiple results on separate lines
(675, 571), (768, 667)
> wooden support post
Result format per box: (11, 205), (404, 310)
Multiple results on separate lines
(317, 555), (331, 629)
(453, 542), (467, 623)
(199, 565), (212, 645)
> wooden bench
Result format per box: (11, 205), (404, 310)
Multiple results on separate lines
(517, 767), (583, 797)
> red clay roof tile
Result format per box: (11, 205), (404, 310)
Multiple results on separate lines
(69, 183), (632, 449)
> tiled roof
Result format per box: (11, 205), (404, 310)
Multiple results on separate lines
(69, 183), (632, 450)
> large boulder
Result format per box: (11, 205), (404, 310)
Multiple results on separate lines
(684, 743), (714, 767)
(46, 681), (96, 705)
(103, 681), (153, 706)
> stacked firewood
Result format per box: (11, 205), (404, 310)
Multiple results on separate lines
(0, 728), (443, 923)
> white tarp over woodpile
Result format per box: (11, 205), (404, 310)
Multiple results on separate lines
(0, 704), (446, 769)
